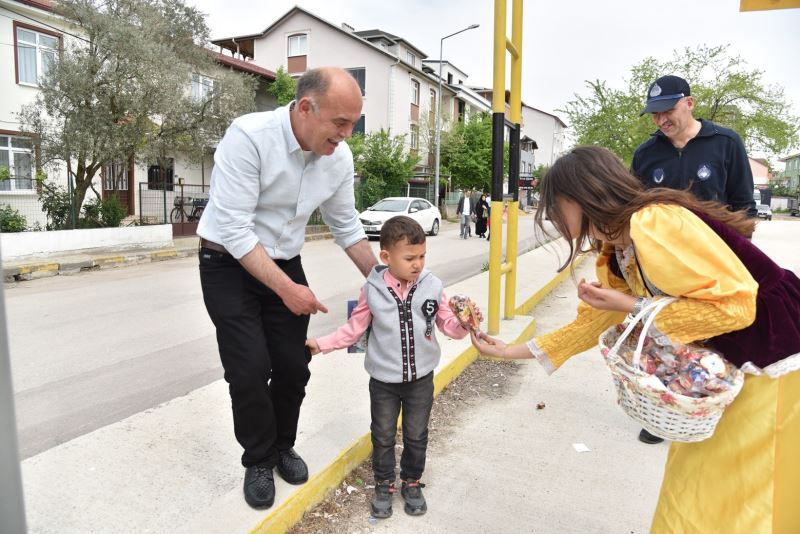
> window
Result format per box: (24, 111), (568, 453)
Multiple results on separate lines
(346, 68), (366, 96)
(191, 74), (216, 103)
(410, 125), (419, 149)
(103, 162), (129, 192)
(288, 33), (308, 57)
(410, 80), (420, 105)
(430, 89), (436, 112)
(147, 159), (174, 191)
(447, 73), (453, 84)
(0, 135), (34, 191)
(15, 24), (59, 86)
(353, 115), (365, 136)
(406, 51), (415, 67)
(287, 33), (309, 73)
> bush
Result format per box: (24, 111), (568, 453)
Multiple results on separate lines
(101, 194), (126, 227)
(0, 204), (28, 232)
(81, 197), (103, 227)
(77, 195), (126, 228)
(38, 181), (74, 230)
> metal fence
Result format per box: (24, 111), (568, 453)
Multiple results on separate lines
(139, 182), (209, 225)
(133, 180), (437, 229)
(0, 191), (46, 231)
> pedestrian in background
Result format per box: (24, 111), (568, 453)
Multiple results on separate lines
(475, 193), (489, 238)
(456, 189), (474, 239)
(631, 74), (758, 444)
(197, 67), (378, 509)
(472, 146), (800, 534)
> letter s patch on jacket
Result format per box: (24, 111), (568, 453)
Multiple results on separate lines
(421, 299), (438, 339)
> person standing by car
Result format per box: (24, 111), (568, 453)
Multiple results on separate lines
(631, 74), (757, 444)
(456, 190), (474, 239)
(197, 67), (378, 509)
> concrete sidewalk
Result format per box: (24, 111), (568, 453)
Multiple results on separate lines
(19, 236), (577, 534)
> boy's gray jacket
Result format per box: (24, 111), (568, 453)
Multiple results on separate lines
(364, 265), (443, 383)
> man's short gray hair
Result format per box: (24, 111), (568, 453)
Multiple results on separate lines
(296, 68), (330, 101)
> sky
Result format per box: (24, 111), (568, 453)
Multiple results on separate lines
(185, 0), (800, 158)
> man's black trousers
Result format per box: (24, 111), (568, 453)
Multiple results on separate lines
(199, 248), (311, 468)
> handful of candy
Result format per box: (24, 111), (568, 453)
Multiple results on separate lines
(607, 323), (738, 398)
(448, 294), (482, 333)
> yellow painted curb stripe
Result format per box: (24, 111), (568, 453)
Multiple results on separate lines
(93, 256), (125, 265)
(151, 251), (178, 260)
(17, 263), (59, 274)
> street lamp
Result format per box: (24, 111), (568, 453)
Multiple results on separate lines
(434, 23), (479, 209)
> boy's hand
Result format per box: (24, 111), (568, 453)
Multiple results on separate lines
(472, 305), (484, 326)
(305, 339), (321, 355)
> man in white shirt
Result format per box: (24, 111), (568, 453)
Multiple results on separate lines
(197, 67), (378, 509)
(456, 190), (473, 239)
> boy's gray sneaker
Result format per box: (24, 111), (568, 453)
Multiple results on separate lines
(370, 480), (395, 519)
(400, 479), (427, 516)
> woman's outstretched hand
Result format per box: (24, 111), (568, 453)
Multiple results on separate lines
(577, 278), (636, 313)
(470, 330), (508, 358)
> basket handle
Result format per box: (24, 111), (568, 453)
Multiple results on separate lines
(608, 297), (676, 370)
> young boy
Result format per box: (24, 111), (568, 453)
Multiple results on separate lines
(306, 216), (475, 518)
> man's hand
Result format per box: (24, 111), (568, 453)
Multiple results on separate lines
(577, 278), (636, 313)
(278, 282), (329, 316)
(305, 338), (321, 355)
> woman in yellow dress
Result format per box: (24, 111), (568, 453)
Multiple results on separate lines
(472, 146), (800, 533)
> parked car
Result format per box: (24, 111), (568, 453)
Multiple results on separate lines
(358, 197), (441, 237)
(756, 204), (772, 221)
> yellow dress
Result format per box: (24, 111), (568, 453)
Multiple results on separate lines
(531, 205), (800, 533)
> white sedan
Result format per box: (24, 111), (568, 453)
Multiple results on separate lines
(359, 197), (441, 237)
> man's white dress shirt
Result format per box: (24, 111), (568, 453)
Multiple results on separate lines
(198, 103), (365, 260)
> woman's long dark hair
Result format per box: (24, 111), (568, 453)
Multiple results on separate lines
(534, 146), (755, 271)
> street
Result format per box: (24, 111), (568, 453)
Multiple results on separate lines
(6, 216), (549, 458)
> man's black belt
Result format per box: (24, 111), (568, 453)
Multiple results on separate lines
(200, 238), (230, 255)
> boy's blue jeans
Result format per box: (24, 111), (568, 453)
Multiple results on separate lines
(369, 372), (434, 482)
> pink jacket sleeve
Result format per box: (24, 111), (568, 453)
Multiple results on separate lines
(315, 287), (373, 353)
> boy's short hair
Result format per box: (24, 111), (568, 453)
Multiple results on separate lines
(379, 215), (426, 250)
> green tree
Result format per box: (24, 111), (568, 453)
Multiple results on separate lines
(440, 112), (507, 192)
(347, 130), (418, 208)
(18, 0), (256, 218)
(267, 66), (297, 106)
(561, 45), (799, 166)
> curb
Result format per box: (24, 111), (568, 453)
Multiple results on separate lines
(3, 232), (332, 283)
(2, 247), (197, 283)
(248, 257), (581, 533)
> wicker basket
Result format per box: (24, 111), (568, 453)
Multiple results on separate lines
(599, 298), (744, 443)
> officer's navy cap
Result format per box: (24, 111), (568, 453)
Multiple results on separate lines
(640, 75), (691, 116)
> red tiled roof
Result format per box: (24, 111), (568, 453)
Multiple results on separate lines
(214, 53), (275, 80)
(14, 0), (53, 11)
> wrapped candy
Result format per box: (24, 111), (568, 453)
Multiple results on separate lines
(448, 294), (481, 332)
(604, 324), (739, 399)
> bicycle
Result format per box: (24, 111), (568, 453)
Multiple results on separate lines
(170, 196), (207, 223)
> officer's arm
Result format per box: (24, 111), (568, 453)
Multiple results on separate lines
(726, 135), (757, 218)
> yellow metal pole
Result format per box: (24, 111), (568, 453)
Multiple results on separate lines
(504, 0), (523, 319)
(488, 0), (507, 335)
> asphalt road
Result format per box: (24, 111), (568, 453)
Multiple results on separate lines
(6, 216), (551, 458)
